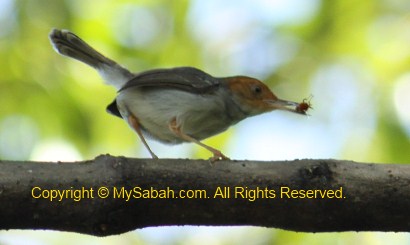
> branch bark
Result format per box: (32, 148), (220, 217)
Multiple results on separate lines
(0, 155), (409, 236)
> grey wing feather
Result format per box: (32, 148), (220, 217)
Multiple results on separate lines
(106, 99), (122, 118)
(118, 67), (220, 94)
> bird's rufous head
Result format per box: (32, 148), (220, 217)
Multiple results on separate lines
(224, 76), (303, 116)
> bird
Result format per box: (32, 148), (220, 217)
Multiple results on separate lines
(49, 29), (308, 161)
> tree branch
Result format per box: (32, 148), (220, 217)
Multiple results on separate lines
(0, 155), (409, 236)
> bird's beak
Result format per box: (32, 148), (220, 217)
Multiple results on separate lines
(264, 99), (306, 115)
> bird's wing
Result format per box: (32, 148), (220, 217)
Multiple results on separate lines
(106, 99), (122, 118)
(118, 67), (220, 94)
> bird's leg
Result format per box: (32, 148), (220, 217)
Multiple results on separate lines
(127, 114), (158, 159)
(168, 118), (230, 162)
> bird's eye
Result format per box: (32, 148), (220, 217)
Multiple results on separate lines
(252, 85), (262, 94)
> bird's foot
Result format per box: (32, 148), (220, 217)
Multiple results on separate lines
(209, 151), (230, 163)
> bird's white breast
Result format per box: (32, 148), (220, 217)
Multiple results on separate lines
(116, 88), (232, 144)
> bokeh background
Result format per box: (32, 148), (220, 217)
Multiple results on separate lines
(1, 0), (410, 244)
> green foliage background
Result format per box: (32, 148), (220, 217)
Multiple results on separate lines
(0, 0), (409, 244)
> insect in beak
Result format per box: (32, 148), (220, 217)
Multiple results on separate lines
(264, 96), (313, 115)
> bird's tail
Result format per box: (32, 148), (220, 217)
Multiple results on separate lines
(49, 29), (133, 90)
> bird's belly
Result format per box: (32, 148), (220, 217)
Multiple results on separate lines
(116, 88), (232, 144)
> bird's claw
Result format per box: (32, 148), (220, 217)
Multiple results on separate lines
(209, 151), (230, 164)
